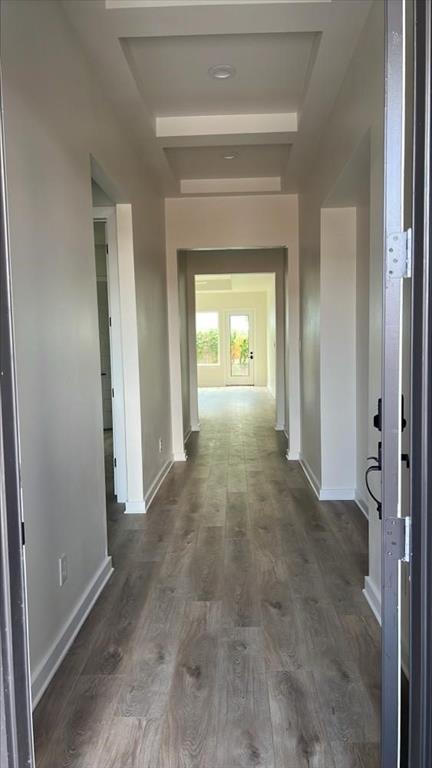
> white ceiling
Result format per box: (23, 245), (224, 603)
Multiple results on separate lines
(122, 32), (318, 116)
(62, 0), (373, 197)
(165, 143), (291, 180)
(196, 272), (275, 292)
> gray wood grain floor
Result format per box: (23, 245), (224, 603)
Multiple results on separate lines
(34, 387), (380, 768)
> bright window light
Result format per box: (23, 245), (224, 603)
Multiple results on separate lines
(196, 312), (220, 366)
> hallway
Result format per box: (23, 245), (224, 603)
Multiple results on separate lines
(34, 388), (380, 768)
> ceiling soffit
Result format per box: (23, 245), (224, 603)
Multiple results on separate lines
(62, 0), (373, 196)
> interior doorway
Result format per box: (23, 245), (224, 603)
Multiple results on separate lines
(93, 220), (115, 501)
(194, 272), (277, 426)
(91, 184), (129, 508)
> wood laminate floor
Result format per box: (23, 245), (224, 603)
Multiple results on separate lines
(34, 387), (380, 768)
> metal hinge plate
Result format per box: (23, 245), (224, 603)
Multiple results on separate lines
(384, 516), (411, 562)
(386, 229), (412, 279)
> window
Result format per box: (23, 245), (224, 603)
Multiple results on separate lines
(196, 311), (220, 365)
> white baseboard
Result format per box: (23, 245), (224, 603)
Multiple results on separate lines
(173, 450), (187, 461)
(283, 431), (301, 461)
(31, 557), (113, 708)
(363, 576), (381, 625)
(125, 499), (146, 514)
(299, 455), (321, 499)
(355, 492), (369, 519)
(319, 487), (356, 501)
(144, 458), (174, 512)
(299, 456), (361, 502)
(286, 450), (301, 461)
(191, 422), (200, 432)
(274, 423), (285, 431)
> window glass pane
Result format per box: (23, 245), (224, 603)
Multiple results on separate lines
(230, 314), (250, 376)
(196, 311), (219, 365)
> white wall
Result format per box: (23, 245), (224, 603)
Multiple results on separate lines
(266, 282), (276, 398)
(320, 208), (357, 496)
(299, 0), (384, 610)
(1, 0), (170, 702)
(356, 202), (371, 512)
(165, 195), (301, 459)
(196, 291), (268, 388)
(178, 252), (191, 439)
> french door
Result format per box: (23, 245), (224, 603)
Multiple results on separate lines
(224, 311), (254, 386)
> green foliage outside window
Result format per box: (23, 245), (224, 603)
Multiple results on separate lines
(230, 331), (249, 366)
(196, 328), (219, 364)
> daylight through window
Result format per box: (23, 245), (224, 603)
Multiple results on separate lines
(196, 311), (220, 365)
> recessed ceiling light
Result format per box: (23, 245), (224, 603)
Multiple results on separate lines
(208, 64), (236, 80)
(223, 152), (238, 160)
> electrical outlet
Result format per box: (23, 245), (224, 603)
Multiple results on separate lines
(59, 554), (68, 587)
(158, 438), (163, 453)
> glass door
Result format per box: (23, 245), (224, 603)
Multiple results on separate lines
(225, 311), (254, 386)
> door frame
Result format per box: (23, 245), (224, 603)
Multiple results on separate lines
(0, 71), (34, 767)
(93, 207), (127, 503)
(224, 308), (255, 386)
(409, 0), (432, 764)
(184, 250), (286, 433)
(381, 1), (409, 765)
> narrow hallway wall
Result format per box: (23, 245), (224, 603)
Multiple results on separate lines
(320, 207), (357, 497)
(1, 0), (170, 704)
(299, 0), (384, 616)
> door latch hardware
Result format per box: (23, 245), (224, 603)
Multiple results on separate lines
(384, 517), (411, 562)
(386, 229), (412, 279)
(401, 452), (410, 469)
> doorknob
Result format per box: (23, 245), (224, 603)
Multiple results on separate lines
(249, 351), (254, 360)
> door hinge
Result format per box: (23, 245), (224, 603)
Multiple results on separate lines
(114, 457), (117, 468)
(106, 244), (109, 255)
(384, 516), (411, 562)
(386, 229), (412, 279)
(111, 387), (114, 398)
(21, 521), (26, 547)
(109, 316), (112, 327)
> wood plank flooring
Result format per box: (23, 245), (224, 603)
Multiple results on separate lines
(34, 387), (380, 768)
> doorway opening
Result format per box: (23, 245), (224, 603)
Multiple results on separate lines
(91, 177), (131, 514)
(194, 272), (276, 429)
(93, 219), (116, 503)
